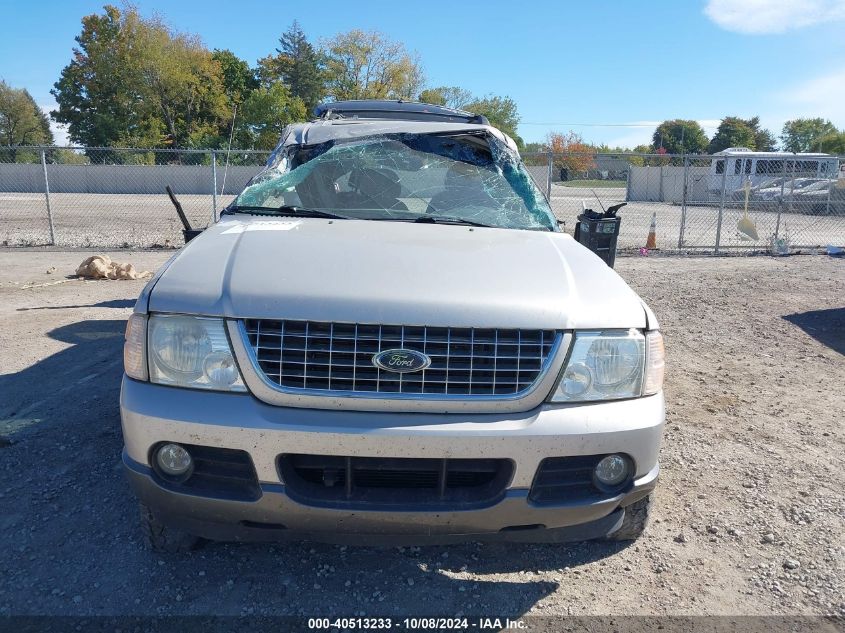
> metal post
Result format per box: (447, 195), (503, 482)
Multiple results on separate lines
(787, 157), (797, 215)
(546, 152), (553, 200)
(775, 158), (795, 238)
(824, 173), (833, 216)
(40, 149), (56, 245)
(211, 150), (218, 223)
(714, 156), (729, 253)
(775, 162), (787, 238)
(678, 155), (689, 248)
(659, 163), (664, 202)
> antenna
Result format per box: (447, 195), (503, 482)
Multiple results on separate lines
(220, 104), (238, 202)
(590, 189), (606, 213)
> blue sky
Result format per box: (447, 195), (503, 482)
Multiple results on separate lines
(2, 0), (844, 146)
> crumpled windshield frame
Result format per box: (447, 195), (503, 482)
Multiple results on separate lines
(233, 131), (557, 232)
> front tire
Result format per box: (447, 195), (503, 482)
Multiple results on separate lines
(139, 502), (201, 553)
(604, 494), (652, 541)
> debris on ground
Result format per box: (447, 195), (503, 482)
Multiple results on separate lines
(75, 255), (152, 280)
(21, 279), (77, 290)
(769, 236), (791, 256)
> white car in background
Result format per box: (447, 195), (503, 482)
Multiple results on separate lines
(752, 178), (828, 204)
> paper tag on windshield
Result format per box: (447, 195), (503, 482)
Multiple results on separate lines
(221, 221), (301, 234)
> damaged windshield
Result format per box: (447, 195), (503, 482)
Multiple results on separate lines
(231, 132), (556, 231)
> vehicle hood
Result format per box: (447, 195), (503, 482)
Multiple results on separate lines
(147, 217), (647, 329)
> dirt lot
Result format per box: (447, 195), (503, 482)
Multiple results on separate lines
(0, 250), (842, 618)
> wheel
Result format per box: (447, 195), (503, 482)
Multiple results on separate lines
(604, 494), (652, 541)
(139, 502), (201, 553)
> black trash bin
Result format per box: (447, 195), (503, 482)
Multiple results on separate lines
(574, 206), (623, 268)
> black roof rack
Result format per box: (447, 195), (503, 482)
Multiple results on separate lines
(313, 100), (489, 125)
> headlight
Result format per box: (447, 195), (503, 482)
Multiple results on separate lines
(148, 315), (246, 392)
(551, 329), (662, 402)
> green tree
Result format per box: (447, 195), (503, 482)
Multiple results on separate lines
(816, 130), (845, 155)
(52, 5), (229, 151)
(236, 83), (306, 150)
(322, 30), (425, 101)
(258, 21), (325, 113)
(520, 141), (547, 165)
(0, 80), (53, 147)
(522, 141), (547, 154)
(625, 144), (656, 167)
(54, 148), (90, 164)
(463, 94), (523, 148)
(418, 88), (445, 106)
(708, 116), (757, 153)
(781, 118), (838, 153)
(743, 116), (777, 151)
(651, 119), (708, 154)
(51, 5), (142, 147)
(129, 12), (229, 149)
(594, 144), (638, 153)
(418, 86), (472, 110)
(212, 49), (258, 107)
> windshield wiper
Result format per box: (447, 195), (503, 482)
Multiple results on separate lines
(410, 215), (494, 228)
(224, 205), (353, 220)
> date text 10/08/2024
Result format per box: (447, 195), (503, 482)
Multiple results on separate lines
(307, 617), (527, 630)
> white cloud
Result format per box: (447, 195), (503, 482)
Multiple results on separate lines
(785, 69), (845, 110)
(704, 0), (845, 34)
(753, 68), (845, 141)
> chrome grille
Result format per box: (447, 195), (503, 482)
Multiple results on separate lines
(242, 319), (559, 398)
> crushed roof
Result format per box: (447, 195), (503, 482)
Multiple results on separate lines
(276, 119), (519, 153)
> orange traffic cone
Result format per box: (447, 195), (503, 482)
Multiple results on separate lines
(645, 212), (657, 249)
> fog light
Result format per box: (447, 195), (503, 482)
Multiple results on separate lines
(156, 443), (193, 477)
(594, 454), (629, 487)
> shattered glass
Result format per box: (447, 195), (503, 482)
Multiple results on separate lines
(234, 133), (556, 231)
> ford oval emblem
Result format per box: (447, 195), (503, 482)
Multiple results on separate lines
(372, 349), (431, 373)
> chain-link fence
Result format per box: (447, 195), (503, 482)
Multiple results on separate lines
(0, 146), (270, 247)
(1, 146), (843, 251)
(524, 151), (845, 253)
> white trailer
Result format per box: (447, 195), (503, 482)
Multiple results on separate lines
(708, 147), (838, 195)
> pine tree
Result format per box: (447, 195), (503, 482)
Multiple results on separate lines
(258, 21), (325, 113)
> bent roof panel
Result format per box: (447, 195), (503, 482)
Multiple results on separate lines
(277, 120), (518, 152)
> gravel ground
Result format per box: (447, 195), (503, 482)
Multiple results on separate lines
(0, 250), (842, 618)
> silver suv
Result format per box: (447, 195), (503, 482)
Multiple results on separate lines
(121, 100), (665, 552)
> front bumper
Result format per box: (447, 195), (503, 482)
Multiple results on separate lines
(120, 377), (664, 544)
